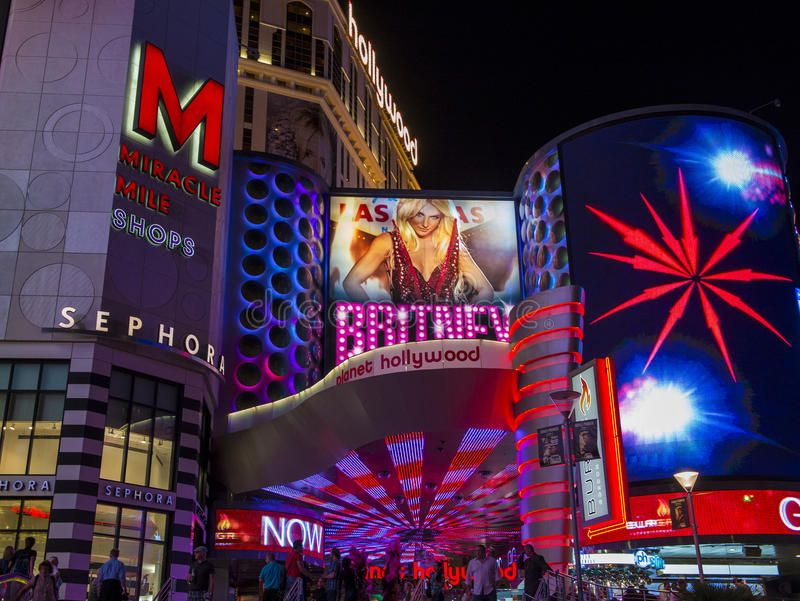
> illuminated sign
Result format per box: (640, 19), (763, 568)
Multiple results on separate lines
(633, 550), (664, 570)
(262, 515), (323, 555)
(57, 307), (225, 374)
(778, 496), (800, 531)
(215, 509), (324, 560)
(559, 114), (800, 482)
(570, 358), (628, 537)
(133, 42), (224, 170)
(333, 339), (508, 386)
(112, 41), (225, 258)
(334, 302), (509, 365)
(328, 196), (520, 366)
(583, 489), (800, 544)
(101, 481), (175, 509)
(0, 477), (53, 496)
(347, 3), (418, 165)
(571, 363), (609, 525)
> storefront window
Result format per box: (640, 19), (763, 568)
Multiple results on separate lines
(90, 504), (168, 601)
(0, 499), (51, 555)
(0, 362), (67, 475)
(100, 371), (179, 490)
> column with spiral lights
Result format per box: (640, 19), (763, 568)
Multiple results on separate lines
(509, 286), (585, 571)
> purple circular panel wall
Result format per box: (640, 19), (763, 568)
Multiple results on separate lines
(517, 149), (570, 295)
(227, 154), (326, 411)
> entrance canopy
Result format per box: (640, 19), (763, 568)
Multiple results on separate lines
(213, 341), (520, 555)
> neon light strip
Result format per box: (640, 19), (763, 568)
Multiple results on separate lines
(336, 451), (407, 523)
(423, 428), (507, 526)
(263, 485), (348, 513)
(302, 474), (401, 527)
(386, 432), (424, 527)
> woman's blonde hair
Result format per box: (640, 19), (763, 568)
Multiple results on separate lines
(393, 198), (470, 302)
(395, 199), (459, 265)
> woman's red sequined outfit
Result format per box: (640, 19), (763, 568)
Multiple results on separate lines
(388, 221), (459, 303)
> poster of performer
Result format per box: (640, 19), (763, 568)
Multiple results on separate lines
(537, 425), (565, 467)
(573, 419), (601, 461)
(669, 497), (690, 529)
(328, 196), (521, 304)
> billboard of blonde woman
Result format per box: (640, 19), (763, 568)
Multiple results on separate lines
(329, 196), (520, 305)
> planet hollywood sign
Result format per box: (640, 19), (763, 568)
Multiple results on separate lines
(348, 2), (418, 166)
(333, 302), (511, 365)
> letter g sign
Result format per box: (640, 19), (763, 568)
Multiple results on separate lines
(779, 497), (800, 531)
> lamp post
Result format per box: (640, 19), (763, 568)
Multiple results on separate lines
(673, 470), (704, 582)
(550, 389), (583, 601)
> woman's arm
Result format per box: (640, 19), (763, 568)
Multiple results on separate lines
(459, 247), (493, 302)
(342, 233), (392, 302)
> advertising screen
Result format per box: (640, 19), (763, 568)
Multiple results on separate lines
(582, 489), (800, 545)
(215, 509), (324, 560)
(560, 114), (800, 482)
(328, 196), (521, 365)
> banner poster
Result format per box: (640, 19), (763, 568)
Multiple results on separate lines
(669, 497), (690, 530)
(573, 419), (601, 462)
(538, 424), (565, 467)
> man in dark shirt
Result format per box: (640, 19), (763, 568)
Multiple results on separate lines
(188, 546), (215, 601)
(517, 544), (551, 600)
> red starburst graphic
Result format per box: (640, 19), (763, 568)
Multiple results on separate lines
(588, 169), (792, 381)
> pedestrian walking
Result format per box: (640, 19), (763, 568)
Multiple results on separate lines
(323, 548), (341, 601)
(429, 562), (445, 601)
(96, 549), (126, 601)
(466, 545), (500, 601)
(188, 547), (215, 601)
(517, 544), (550, 600)
(14, 561), (58, 601)
(285, 540), (313, 601)
(259, 552), (283, 601)
(341, 558), (357, 601)
(46, 558), (61, 600)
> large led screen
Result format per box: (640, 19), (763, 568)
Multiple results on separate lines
(559, 114), (800, 481)
(328, 196), (521, 365)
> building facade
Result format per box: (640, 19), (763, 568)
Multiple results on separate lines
(0, 0), (237, 600)
(1, 0), (800, 598)
(232, 0), (420, 190)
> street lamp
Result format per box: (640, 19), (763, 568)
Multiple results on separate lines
(673, 470), (704, 582)
(550, 389), (583, 601)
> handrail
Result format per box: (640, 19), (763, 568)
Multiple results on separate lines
(283, 577), (302, 601)
(409, 577), (425, 601)
(0, 574), (31, 586)
(153, 577), (175, 601)
(536, 570), (658, 601)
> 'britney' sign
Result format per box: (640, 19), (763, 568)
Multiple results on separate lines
(334, 302), (509, 365)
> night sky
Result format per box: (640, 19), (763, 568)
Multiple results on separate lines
(352, 3), (799, 195)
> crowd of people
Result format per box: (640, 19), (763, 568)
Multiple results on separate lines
(0, 538), (62, 601)
(251, 541), (553, 601)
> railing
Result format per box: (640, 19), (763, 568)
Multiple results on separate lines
(283, 577), (302, 601)
(0, 574), (31, 601)
(153, 578), (175, 601)
(533, 571), (662, 601)
(409, 578), (426, 601)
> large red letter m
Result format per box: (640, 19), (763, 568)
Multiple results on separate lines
(133, 42), (224, 170)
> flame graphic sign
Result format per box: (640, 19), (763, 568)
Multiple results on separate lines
(579, 377), (591, 416)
